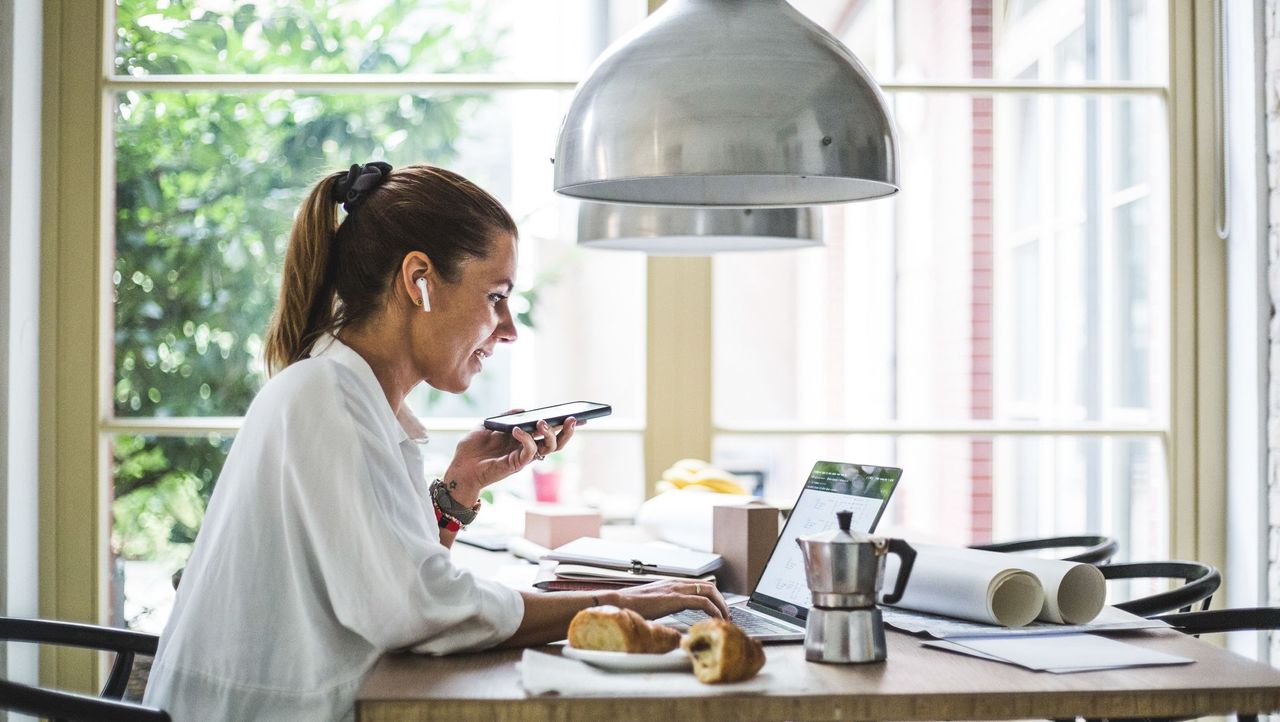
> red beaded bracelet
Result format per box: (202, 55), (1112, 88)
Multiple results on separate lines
(434, 504), (462, 533)
(433, 496), (481, 534)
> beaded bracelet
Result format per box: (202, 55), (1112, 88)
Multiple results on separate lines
(434, 503), (463, 533)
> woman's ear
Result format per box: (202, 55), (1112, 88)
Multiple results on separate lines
(400, 252), (432, 310)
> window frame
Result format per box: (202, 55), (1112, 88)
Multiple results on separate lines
(38, 0), (1224, 691)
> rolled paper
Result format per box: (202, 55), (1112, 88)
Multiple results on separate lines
(881, 544), (1107, 627)
(882, 544), (1044, 627)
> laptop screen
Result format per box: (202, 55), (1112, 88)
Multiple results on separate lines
(750, 461), (902, 619)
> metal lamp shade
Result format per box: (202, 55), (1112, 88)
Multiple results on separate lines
(553, 0), (900, 208)
(577, 203), (822, 254)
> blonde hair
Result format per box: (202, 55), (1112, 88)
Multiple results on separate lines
(263, 164), (517, 375)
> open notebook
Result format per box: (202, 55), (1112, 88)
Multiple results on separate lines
(544, 537), (722, 577)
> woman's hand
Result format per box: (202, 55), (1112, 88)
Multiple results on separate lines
(609, 579), (730, 621)
(442, 414), (578, 505)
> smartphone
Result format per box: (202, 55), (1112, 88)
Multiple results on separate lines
(483, 401), (611, 434)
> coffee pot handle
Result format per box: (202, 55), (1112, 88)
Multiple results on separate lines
(881, 538), (917, 605)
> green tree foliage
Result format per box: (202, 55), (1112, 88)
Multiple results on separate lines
(111, 0), (505, 564)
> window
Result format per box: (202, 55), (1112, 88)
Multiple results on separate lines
(108, 0), (648, 631)
(711, 1), (1171, 556)
(45, 1), (1199, 652)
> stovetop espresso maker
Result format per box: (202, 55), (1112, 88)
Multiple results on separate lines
(795, 510), (916, 663)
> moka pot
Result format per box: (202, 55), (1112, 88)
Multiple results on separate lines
(795, 509), (916, 663)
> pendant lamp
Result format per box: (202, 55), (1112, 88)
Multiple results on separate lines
(578, 203), (822, 254)
(553, 0), (899, 208)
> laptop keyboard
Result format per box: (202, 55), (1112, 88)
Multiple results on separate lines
(670, 606), (798, 635)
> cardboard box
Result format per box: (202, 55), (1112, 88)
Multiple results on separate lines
(712, 501), (780, 595)
(525, 506), (602, 550)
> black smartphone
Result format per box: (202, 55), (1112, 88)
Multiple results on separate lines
(483, 401), (611, 434)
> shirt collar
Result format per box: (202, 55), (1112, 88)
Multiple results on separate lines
(310, 334), (427, 446)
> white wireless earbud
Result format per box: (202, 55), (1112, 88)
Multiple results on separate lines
(415, 277), (431, 312)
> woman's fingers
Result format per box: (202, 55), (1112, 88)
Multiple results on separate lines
(536, 421), (557, 454)
(555, 417), (577, 450)
(530, 418), (577, 460)
(683, 580), (729, 618)
(510, 426), (539, 465)
(618, 580), (727, 620)
(703, 585), (730, 618)
(682, 594), (723, 618)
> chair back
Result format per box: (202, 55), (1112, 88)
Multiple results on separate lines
(0, 616), (169, 721)
(1099, 560), (1221, 617)
(970, 534), (1120, 564)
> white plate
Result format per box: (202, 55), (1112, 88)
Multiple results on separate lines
(561, 646), (692, 672)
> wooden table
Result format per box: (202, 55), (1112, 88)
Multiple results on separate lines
(357, 626), (1280, 721)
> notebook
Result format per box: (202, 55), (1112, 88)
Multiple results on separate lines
(544, 537), (722, 577)
(662, 460), (902, 642)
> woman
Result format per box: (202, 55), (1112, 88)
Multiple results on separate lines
(143, 163), (728, 721)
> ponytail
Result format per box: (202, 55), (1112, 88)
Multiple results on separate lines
(263, 173), (343, 376)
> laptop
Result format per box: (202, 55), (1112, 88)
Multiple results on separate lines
(662, 460), (902, 642)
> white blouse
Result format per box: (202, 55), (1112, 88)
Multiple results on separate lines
(143, 336), (524, 721)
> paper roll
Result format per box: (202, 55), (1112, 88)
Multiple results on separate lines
(881, 544), (1107, 627)
(1005, 554), (1107, 624)
(883, 544), (1044, 627)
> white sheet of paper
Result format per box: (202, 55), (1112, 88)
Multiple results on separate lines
(925, 640), (1106, 673)
(884, 605), (1169, 639)
(927, 634), (1193, 673)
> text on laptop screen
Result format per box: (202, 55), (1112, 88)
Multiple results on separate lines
(752, 461), (902, 611)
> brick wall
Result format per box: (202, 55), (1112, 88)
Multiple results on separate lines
(970, 0), (995, 542)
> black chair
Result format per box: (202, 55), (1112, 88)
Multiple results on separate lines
(970, 534), (1120, 564)
(1154, 606), (1280, 635)
(0, 616), (170, 721)
(1098, 560), (1221, 617)
(1137, 607), (1280, 722)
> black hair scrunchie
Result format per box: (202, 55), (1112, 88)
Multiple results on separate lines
(332, 161), (393, 213)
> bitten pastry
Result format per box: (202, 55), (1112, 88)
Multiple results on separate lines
(680, 618), (766, 684)
(567, 605), (682, 654)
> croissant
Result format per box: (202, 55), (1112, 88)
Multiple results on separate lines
(680, 618), (766, 684)
(567, 605), (682, 654)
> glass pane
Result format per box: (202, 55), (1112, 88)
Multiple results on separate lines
(787, 0), (1167, 84)
(712, 93), (1168, 426)
(712, 433), (1168, 563)
(113, 88), (645, 420)
(1012, 74), (1039, 229)
(114, 0), (647, 77)
(1011, 241), (1040, 405)
(111, 433), (233, 632)
(993, 434), (1169, 567)
(1114, 199), (1151, 409)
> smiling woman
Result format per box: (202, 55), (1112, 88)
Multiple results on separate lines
(140, 162), (720, 721)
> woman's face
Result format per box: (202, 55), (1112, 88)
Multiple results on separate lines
(418, 234), (519, 393)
